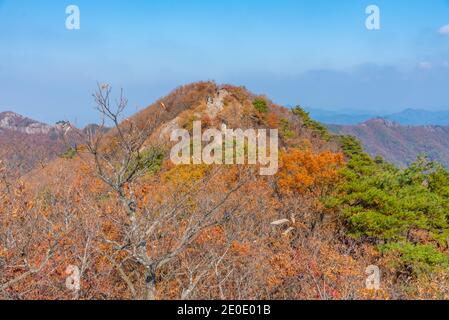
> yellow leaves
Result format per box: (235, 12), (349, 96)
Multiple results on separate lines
(26, 200), (34, 211)
(104, 204), (115, 215)
(0, 247), (7, 258)
(79, 163), (91, 176)
(164, 163), (209, 184)
(11, 207), (20, 218)
(277, 147), (344, 195)
(13, 185), (25, 198)
(358, 288), (391, 300)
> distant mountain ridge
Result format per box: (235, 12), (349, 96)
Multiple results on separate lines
(329, 118), (449, 168)
(385, 109), (449, 126)
(304, 107), (449, 126)
(3, 106), (449, 174)
(303, 107), (376, 125)
(0, 111), (86, 176)
(0, 111), (54, 134)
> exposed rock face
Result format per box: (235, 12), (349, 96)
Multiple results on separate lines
(359, 118), (399, 128)
(206, 89), (229, 118)
(159, 118), (181, 140)
(156, 88), (230, 141)
(0, 111), (53, 135)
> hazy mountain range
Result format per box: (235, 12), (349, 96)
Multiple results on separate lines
(329, 118), (449, 169)
(304, 107), (449, 126)
(0, 111), (88, 176)
(3, 105), (449, 173)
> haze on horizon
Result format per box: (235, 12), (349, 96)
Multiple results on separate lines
(1, 0), (449, 126)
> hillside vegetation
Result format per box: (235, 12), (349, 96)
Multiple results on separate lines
(1, 82), (449, 300)
(0, 112), (84, 178)
(329, 118), (449, 169)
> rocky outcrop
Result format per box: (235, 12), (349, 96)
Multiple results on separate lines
(206, 89), (229, 118)
(0, 111), (53, 135)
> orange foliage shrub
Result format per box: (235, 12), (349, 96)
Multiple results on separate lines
(277, 147), (344, 195)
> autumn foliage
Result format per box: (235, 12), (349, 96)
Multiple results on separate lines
(1, 82), (449, 300)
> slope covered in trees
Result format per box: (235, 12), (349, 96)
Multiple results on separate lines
(1, 82), (449, 300)
(0, 112), (85, 179)
(329, 118), (449, 169)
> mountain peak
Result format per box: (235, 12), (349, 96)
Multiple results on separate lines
(362, 117), (399, 127)
(0, 111), (53, 134)
(0, 110), (25, 120)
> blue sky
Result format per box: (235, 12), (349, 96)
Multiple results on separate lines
(1, 0), (449, 125)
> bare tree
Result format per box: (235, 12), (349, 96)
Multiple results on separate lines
(85, 84), (246, 299)
(0, 176), (65, 299)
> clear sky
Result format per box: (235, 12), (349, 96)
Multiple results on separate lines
(1, 0), (449, 125)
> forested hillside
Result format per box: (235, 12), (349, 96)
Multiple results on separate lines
(1, 82), (449, 300)
(329, 118), (449, 169)
(0, 112), (83, 178)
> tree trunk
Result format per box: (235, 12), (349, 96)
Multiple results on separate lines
(144, 266), (157, 300)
